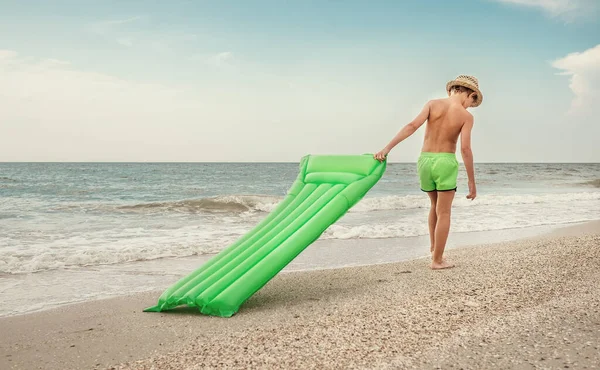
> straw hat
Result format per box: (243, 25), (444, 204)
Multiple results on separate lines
(446, 75), (483, 107)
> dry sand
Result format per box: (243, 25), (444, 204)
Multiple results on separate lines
(1, 221), (599, 369)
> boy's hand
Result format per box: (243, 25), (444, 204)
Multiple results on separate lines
(374, 148), (389, 162)
(466, 181), (477, 200)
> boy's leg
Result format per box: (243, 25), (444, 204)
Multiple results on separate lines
(431, 190), (455, 270)
(426, 191), (438, 254)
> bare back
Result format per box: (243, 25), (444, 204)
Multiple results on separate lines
(421, 98), (472, 153)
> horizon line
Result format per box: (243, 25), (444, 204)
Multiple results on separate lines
(1, 161), (599, 164)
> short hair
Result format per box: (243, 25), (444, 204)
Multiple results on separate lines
(451, 85), (478, 102)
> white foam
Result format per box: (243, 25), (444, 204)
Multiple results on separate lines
(2, 191), (598, 274)
(326, 192), (600, 240)
(0, 224), (248, 274)
(323, 218), (600, 240)
(353, 192), (600, 212)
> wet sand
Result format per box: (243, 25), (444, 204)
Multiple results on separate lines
(1, 221), (599, 369)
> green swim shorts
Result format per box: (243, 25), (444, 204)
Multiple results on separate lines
(417, 152), (459, 192)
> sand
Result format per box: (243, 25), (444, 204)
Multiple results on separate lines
(1, 221), (599, 369)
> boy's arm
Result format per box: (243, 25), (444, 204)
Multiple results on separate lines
(460, 114), (476, 200)
(374, 102), (430, 161)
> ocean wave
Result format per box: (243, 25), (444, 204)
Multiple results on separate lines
(353, 192), (600, 212)
(0, 226), (246, 274)
(118, 195), (283, 214)
(581, 179), (600, 188)
(52, 191), (600, 216)
(4, 190), (599, 274)
(323, 218), (599, 240)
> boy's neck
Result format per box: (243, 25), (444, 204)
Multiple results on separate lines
(449, 94), (470, 109)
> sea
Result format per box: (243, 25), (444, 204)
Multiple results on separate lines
(1, 162), (599, 316)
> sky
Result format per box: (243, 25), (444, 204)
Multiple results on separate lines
(0, 0), (598, 162)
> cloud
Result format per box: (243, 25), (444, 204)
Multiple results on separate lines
(552, 44), (600, 113)
(0, 49), (210, 161)
(87, 17), (197, 51)
(207, 51), (234, 66)
(102, 16), (144, 26)
(0, 49), (301, 161)
(116, 37), (135, 47)
(492, 0), (598, 20)
(89, 16), (144, 35)
(87, 16), (146, 47)
(193, 51), (235, 68)
(209, 51), (233, 67)
(0, 50), (18, 59)
(0, 49), (389, 162)
(0, 49), (187, 115)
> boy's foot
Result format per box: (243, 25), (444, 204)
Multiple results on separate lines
(430, 253), (447, 263)
(430, 260), (455, 270)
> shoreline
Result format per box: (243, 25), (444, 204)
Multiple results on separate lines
(1, 221), (599, 369)
(1, 220), (595, 318)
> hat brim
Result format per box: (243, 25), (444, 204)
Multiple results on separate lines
(446, 80), (483, 107)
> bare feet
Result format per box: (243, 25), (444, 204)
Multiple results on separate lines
(430, 260), (455, 270)
(431, 253), (447, 263)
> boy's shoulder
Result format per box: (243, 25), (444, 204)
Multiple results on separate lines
(425, 98), (448, 113)
(429, 98), (474, 123)
(427, 98), (447, 106)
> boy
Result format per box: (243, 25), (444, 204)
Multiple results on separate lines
(374, 75), (483, 270)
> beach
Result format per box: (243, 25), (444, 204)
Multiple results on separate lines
(1, 221), (599, 369)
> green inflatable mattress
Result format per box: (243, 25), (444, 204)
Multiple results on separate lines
(144, 154), (386, 317)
